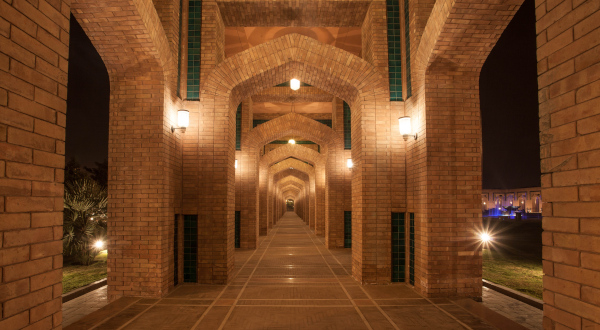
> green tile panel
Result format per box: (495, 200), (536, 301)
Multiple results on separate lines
(409, 212), (415, 285)
(235, 211), (241, 248)
(343, 102), (351, 149)
(183, 214), (197, 283)
(391, 212), (405, 282)
(344, 211), (352, 248)
(386, 0), (403, 101)
(253, 119), (270, 128)
(404, 0), (412, 98)
(236, 104), (242, 150)
(174, 215), (179, 285)
(186, 0), (202, 100)
(176, 0), (183, 97)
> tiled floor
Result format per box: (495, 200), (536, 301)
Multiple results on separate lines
(64, 212), (535, 329)
(481, 287), (543, 330)
(63, 286), (108, 327)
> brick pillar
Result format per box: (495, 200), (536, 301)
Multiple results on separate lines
(325, 144), (346, 248)
(259, 165), (269, 234)
(315, 166), (326, 235)
(238, 149), (259, 248)
(423, 64), (482, 298)
(0, 0), (70, 327)
(73, 0), (181, 299)
(536, 0), (600, 327)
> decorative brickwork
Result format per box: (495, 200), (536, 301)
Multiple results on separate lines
(6, 0), (600, 327)
(535, 0), (600, 328)
(216, 0), (371, 27)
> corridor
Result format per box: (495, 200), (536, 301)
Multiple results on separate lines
(65, 213), (504, 329)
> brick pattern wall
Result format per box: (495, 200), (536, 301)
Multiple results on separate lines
(72, 0), (181, 299)
(216, 0), (371, 27)
(406, 0), (520, 298)
(252, 86), (333, 103)
(535, 0), (600, 327)
(0, 0), (71, 327)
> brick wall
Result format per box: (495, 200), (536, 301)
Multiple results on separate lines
(0, 0), (71, 327)
(535, 0), (600, 327)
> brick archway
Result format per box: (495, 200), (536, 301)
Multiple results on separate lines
(405, 0), (523, 298)
(260, 144), (324, 167)
(71, 0), (181, 299)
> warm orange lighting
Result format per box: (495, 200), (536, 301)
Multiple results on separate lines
(290, 79), (300, 91)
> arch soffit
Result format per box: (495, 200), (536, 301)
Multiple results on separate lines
(244, 113), (338, 152)
(71, 0), (173, 77)
(282, 186), (301, 196)
(200, 33), (384, 116)
(274, 170), (310, 184)
(269, 159), (315, 178)
(278, 178), (306, 190)
(280, 181), (304, 192)
(417, 0), (520, 72)
(260, 142), (325, 167)
(278, 175), (306, 185)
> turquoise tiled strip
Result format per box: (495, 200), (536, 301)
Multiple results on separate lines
(404, 0), (412, 98)
(392, 212), (406, 282)
(186, 0), (202, 100)
(386, 0), (402, 101)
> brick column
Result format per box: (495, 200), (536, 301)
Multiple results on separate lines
(536, 0), (600, 327)
(0, 1), (71, 327)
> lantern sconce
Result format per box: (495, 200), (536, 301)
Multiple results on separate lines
(172, 110), (190, 133)
(235, 159), (238, 169)
(346, 158), (353, 171)
(398, 116), (417, 140)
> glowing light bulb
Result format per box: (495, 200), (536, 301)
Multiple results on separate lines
(346, 159), (353, 168)
(480, 233), (492, 243)
(288, 139), (296, 144)
(290, 79), (300, 91)
(177, 110), (189, 128)
(94, 240), (105, 249)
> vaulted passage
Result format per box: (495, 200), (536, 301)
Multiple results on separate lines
(65, 212), (505, 329)
(2, 0), (600, 328)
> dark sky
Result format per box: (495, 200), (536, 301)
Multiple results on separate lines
(480, 0), (541, 189)
(66, 15), (109, 169)
(67, 0), (540, 187)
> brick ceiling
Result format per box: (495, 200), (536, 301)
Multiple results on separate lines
(224, 27), (362, 58)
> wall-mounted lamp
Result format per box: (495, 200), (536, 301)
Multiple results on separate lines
(398, 116), (417, 140)
(172, 110), (190, 133)
(290, 79), (300, 91)
(288, 139), (296, 144)
(346, 158), (353, 169)
(235, 159), (238, 169)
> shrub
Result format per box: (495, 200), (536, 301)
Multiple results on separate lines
(63, 179), (108, 265)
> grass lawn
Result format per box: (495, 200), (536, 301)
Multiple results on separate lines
(483, 248), (543, 300)
(62, 251), (107, 294)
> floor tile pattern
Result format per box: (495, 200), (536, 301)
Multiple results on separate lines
(481, 287), (543, 330)
(64, 212), (539, 329)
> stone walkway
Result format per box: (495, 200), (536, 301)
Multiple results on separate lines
(481, 287), (543, 330)
(63, 286), (108, 327)
(64, 212), (535, 329)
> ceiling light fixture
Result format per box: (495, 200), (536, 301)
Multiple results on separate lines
(290, 78), (300, 91)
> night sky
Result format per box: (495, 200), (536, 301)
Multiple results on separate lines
(66, 0), (540, 188)
(66, 15), (109, 169)
(480, 0), (540, 189)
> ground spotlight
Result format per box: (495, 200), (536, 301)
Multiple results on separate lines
(480, 232), (492, 243)
(94, 240), (105, 249)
